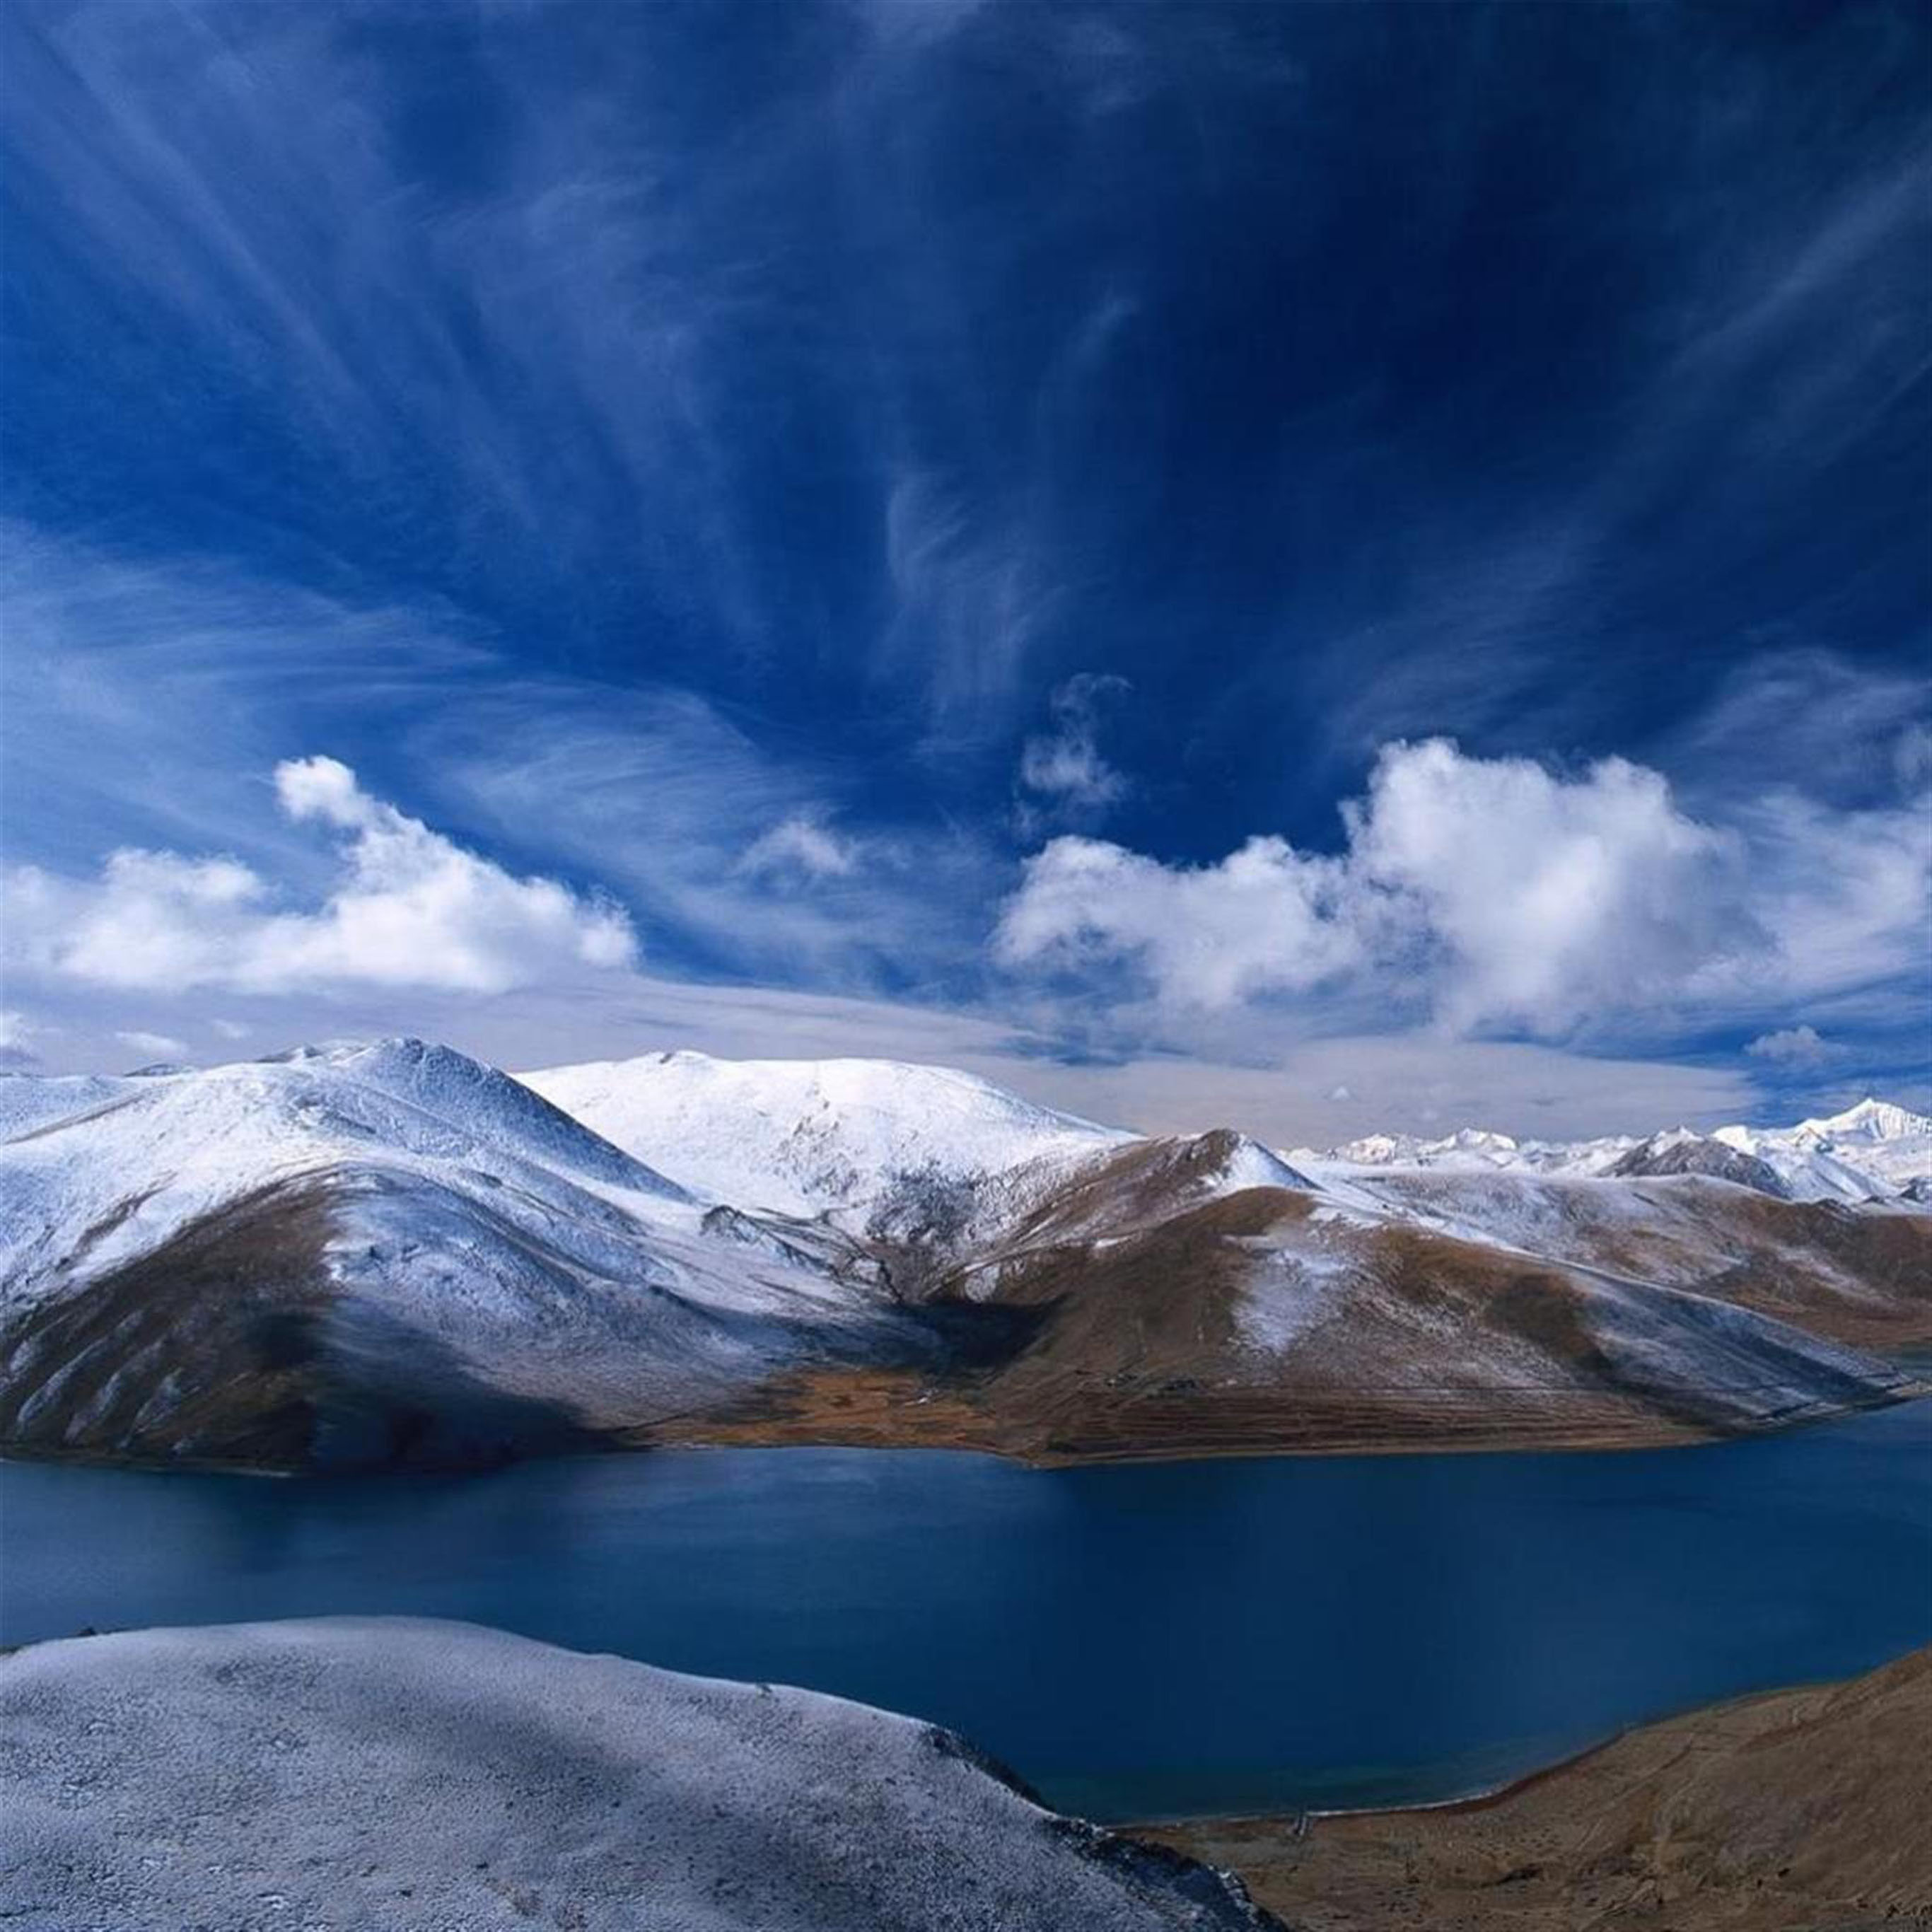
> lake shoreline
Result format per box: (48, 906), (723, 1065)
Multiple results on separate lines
(4, 1367), (1924, 1480)
(1138, 1647), (1932, 1929)
(659, 1363), (1931, 1467)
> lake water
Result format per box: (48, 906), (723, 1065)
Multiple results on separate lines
(4, 1400), (1929, 1822)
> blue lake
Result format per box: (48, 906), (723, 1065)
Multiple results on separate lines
(4, 1400), (1929, 1822)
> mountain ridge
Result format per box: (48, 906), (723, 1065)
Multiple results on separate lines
(1302, 1093), (1931, 1204)
(2, 1039), (1925, 1472)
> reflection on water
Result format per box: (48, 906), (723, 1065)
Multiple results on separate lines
(4, 1399), (1929, 1820)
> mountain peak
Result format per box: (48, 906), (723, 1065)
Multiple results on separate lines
(1796, 1098), (1931, 1143)
(520, 1049), (1129, 1220)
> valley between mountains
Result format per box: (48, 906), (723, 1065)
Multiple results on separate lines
(1, 1039), (1926, 1473)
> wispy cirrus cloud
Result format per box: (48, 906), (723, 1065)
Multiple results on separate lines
(2, 529), (995, 999)
(1249, 86), (1931, 803)
(4, 5), (1926, 1134)
(1016, 672), (1131, 826)
(1657, 649), (1932, 810)
(737, 815), (862, 884)
(0, 2), (1160, 740)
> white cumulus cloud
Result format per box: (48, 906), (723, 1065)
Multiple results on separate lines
(995, 833), (1371, 1011)
(1745, 1023), (1832, 1066)
(1347, 740), (1753, 1033)
(997, 737), (1926, 1041)
(6, 757), (637, 997)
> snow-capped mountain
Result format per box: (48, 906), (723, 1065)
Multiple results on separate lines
(1607, 1131), (1791, 1195)
(1303, 1097), (1932, 1204)
(1715, 1100), (1932, 1202)
(1, 1041), (1924, 1472)
(521, 1049), (1132, 1224)
(0, 1040), (925, 1469)
(1310, 1127), (1638, 1179)
(1, 1037), (690, 1303)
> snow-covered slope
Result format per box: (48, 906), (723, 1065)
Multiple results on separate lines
(1, 1038), (693, 1308)
(916, 1149), (1920, 1457)
(1303, 1097), (1932, 1204)
(0, 1040), (921, 1468)
(1716, 1100), (1932, 1203)
(0, 1069), (143, 1141)
(0, 1619), (1276, 1932)
(521, 1049), (1132, 1223)
(1303, 1165), (1930, 1353)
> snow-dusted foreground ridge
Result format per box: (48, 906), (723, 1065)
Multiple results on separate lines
(0, 1038), (1926, 1470)
(0, 1618), (1279, 1932)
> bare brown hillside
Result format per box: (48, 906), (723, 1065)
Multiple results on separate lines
(1143, 1648), (1932, 1931)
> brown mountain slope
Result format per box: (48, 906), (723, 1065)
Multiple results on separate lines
(1337, 1171), (1932, 1351)
(680, 1141), (1925, 1462)
(1142, 1646), (1932, 1931)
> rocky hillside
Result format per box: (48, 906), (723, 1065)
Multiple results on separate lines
(1, 1040), (1924, 1471)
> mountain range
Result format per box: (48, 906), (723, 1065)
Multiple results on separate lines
(1, 1040), (1925, 1472)
(1304, 1096), (1932, 1204)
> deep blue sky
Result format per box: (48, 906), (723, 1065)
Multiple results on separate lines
(3, 1), (1928, 1140)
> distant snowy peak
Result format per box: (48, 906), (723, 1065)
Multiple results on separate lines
(1796, 1098), (1932, 1143)
(1310, 1095), (1931, 1204)
(1716, 1098), (1932, 1202)
(520, 1049), (1131, 1221)
(1310, 1126), (1634, 1180)
(1332, 1127), (1524, 1170)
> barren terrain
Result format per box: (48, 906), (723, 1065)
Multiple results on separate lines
(1144, 1648), (1932, 1931)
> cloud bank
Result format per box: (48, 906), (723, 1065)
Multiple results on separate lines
(998, 738), (1928, 1041)
(7, 758), (636, 997)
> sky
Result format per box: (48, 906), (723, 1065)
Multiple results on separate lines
(2, 0), (1928, 1145)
